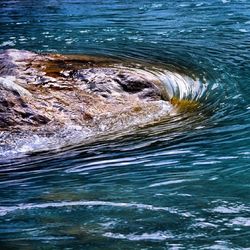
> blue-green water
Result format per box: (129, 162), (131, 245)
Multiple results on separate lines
(0, 0), (250, 249)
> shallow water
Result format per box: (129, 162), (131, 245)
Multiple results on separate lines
(0, 0), (250, 249)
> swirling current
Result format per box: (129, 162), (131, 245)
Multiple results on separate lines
(0, 0), (249, 249)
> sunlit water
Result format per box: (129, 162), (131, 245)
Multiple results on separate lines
(0, 0), (250, 249)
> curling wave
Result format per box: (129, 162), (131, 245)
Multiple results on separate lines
(0, 49), (212, 158)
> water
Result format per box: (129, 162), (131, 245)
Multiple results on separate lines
(0, 0), (250, 249)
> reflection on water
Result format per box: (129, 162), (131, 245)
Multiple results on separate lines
(0, 0), (250, 249)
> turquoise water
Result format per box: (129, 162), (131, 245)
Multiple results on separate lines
(0, 0), (250, 249)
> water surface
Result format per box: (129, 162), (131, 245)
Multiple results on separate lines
(0, 0), (250, 249)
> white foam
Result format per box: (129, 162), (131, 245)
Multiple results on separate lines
(0, 200), (187, 217)
(228, 217), (250, 227)
(0, 41), (15, 47)
(103, 231), (173, 241)
(239, 29), (248, 33)
(212, 204), (249, 214)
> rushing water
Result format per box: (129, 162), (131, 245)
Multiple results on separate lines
(0, 0), (250, 249)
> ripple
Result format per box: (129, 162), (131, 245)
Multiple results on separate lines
(149, 178), (198, 188)
(0, 200), (191, 217)
(103, 231), (173, 241)
(0, 0), (249, 248)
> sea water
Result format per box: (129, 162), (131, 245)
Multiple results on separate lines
(0, 0), (249, 249)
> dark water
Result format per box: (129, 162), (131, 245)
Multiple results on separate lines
(0, 0), (250, 249)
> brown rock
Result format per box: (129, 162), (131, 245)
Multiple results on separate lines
(0, 49), (177, 153)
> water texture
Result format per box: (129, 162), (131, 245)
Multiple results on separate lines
(0, 0), (250, 249)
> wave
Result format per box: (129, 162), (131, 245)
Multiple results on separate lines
(0, 50), (213, 158)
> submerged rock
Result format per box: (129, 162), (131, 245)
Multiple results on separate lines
(0, 49), (207, 156)
(0, 49), (173, 132)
